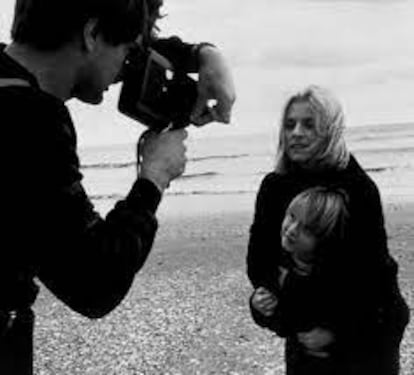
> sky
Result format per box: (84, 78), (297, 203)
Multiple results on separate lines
(1, 0), (414, 146)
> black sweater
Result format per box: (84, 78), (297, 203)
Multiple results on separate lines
(0, 39), (195, 318)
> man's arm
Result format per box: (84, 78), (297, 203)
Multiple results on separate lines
(33, 99), (187, 319)
(152, 37), (236, 126)
(37, 176), (161, 319)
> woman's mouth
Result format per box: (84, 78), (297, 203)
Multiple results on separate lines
(289, 143), (308, 150)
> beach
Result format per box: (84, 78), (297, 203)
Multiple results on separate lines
(33, 191), (414, 375)
(31, 123), (414, 374)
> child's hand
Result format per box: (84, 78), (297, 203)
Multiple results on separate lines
(251, 287), (278, 317)
(297, 327), (335, 357)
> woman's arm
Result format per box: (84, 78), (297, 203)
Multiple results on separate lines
(247, 173), (286, 289)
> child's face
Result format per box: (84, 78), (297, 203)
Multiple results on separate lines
(281, 202), (318, 264)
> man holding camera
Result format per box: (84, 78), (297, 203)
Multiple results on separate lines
(0, 0), (235, 373)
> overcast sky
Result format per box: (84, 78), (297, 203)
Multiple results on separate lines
(1, 0), (413, 146)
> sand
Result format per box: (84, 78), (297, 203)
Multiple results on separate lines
(33, 193), (414, 374)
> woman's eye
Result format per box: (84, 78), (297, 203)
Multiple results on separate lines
(302, 118), (315, 130)
(285, 120), (296, 130)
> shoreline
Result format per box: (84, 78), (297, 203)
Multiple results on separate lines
(156, 188), (414, 218)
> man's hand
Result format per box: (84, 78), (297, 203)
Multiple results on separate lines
(297, 327), (335, 358)
(191, 45), (236, 126)
(251, 287), (278, 317)
(138, 129), (188, 192)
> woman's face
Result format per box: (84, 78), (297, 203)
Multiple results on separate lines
(283, 100), (325, 166)
(281, 203), (318, 264)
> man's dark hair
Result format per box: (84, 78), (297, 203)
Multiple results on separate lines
(11, 0), (163, 50)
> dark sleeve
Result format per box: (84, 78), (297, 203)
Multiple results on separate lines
(248, 291), (289, 337)
(34, 103), (162, 319)
(347, 178), (390, 301)
(246, 174), (286, 290)
(332, 175), (399, 344)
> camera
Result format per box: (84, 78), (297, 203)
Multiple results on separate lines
(118, 47), (198, 132)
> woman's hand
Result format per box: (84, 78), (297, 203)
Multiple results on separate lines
(297, 327), (335, 358)
(251, 287), (278, 317)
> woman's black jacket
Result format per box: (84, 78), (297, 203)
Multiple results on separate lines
(247, 156), (409, 353)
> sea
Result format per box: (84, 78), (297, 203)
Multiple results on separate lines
(78, 122), (414, 215)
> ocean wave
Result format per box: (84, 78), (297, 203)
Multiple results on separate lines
(81, 153), (250, 170)
(81, 161), (135, 170)
(353, 146), (414, 154)
(179, 171), (218, 179)
(88, 165), (395, 202)
(90, 189), (255, 201)
(166, 190), (254, 196)
(189, 153), (250, 162)
(365, 166), (394, 173)
(90, 194), (124, 201)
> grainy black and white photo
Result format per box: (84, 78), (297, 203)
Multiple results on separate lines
(0, 0), (412, 374)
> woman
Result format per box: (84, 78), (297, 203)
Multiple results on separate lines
(247, 85), (409, 375)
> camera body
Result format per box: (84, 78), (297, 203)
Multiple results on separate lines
(118, 48), (198, 132)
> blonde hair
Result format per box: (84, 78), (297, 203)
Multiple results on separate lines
(287, 186), (349, 253)
(275, 85), (350, 174)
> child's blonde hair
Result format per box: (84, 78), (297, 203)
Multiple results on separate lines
(287, 186), (349, 254)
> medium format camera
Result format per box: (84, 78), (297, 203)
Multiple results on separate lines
(118, 47), (198, 132)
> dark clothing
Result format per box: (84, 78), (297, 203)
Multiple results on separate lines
(0, 309), (34, 375)
(0, 37), (197, 374)
(247, 156), (410, 374)
(284, 333), (404, 375)
(285, 336), (342, 375)
(268, 265), (345, 340)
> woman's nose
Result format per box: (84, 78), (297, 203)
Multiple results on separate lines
(291, 122), (304, 136)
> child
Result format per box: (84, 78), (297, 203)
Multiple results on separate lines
(251, 186), (350, 375)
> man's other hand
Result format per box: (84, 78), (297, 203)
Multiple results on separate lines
(139, 129), (188, 192)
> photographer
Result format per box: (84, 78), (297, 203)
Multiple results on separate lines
(0, 0), (235, 373)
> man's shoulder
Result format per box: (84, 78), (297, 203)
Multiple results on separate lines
(0, 79), (65, 115)
(0, 45), (68, 121)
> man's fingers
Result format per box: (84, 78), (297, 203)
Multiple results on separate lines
(214, 91), (234, 124)
(211, 104), (230, 124)
(191, 111), (214, 126)
(191, 89), (234, 125)
(190, 91), (209, 120)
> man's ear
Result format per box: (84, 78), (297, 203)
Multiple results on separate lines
(82, 18), (100, 52)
